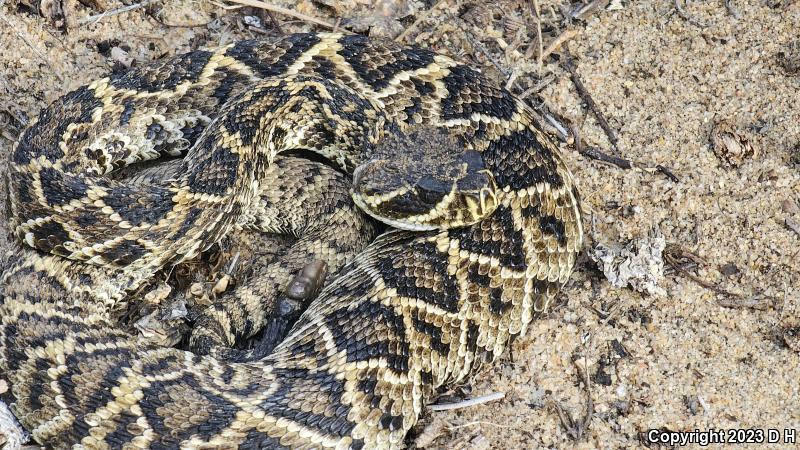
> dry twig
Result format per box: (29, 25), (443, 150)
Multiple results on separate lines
(541, 28), (581, 62)
(455, 19), (510, 78)
(571, 0), (610, 21)
(563, 50), (619, 151)
(717, 295), (778, 310)
(259, 7), (285, 34)
(550, 355), (593, 441)
(664, 244), (731, 294)
(654, 165), (679, 182)
(531, 103), (570, 140)
(79, 0), (162, 26)
(429, 392), (505, 411)
(581, 147), (633, 169)
(446, 420), (517, 431)
(517, 73), (556, 100)
(528, 0), (544, 70)
(223, 0), (340, 30)
(664, 244), (778, 309)
(572, 124), (678, 180)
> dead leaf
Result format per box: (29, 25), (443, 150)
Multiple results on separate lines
(0, 399), (29, 448)
(591, 226), (667, 296)
(143, 283), (172, 305)
(710, 120), (757, 167)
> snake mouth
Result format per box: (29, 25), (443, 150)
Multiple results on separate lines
(351, 183), (497, 232)
(351, 190), (438, 231)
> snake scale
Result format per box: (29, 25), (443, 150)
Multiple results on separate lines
(0, 33), (583, 449)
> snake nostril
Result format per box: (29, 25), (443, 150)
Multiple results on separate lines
(480, 187), (497, 212)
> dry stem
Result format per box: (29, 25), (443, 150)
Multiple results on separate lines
(224, 0), (340, 30)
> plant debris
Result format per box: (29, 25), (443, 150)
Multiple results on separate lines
(429, 392), (506, 412)
(0, 399), (28, 450)
(134, 299), (189, 347)
(591, 226), (667, 297)
(710, 120), (758, 167)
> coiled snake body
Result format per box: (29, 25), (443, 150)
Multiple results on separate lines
(0, 33), (582, 449)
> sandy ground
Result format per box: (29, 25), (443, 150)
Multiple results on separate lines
(0, 0), (799, 449)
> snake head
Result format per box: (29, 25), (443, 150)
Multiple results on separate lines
(352, 126), (498, 231)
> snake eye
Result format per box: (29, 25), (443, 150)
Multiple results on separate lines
(416, 176), (447, 205)
(417, 188), (441, 205)
(460, 150), (485, 171)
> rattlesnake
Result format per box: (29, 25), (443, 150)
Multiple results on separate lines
(0, 32), (582, 449)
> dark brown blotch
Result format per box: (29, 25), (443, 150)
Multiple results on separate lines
(104, 184), (175, 226)
(29, 220), (71, 255)
(100, 239), (147, 266)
